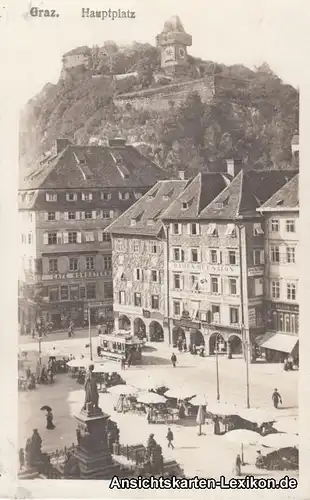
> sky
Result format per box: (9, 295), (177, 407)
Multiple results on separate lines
(1, 0), (309, 108)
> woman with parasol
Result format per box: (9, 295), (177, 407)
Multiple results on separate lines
(41, 405), (55, 430)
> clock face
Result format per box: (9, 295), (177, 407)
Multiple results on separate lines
(179, 47), (186, 59)
(163, 45), (175, 63)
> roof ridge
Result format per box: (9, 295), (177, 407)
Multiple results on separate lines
(235, 169), (244, 218)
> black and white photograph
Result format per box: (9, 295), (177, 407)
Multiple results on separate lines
(1, 0), (308, 496)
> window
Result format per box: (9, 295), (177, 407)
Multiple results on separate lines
(286, 220), (295, 233)
(101, 192), (111, 201)
(190, 223), (200, 235)
(270, 219), (279, 232)
(135, 268), (143, 281)
(229, 278), (237, 295)
(287, 282), (296, 301)
(118, 192), (130, 200)
(47, 212), (56, 221)
(173, 274), (183, 290)
(66, 192), (77, 201)
(102, 233), (110, 242)
(46, 193), (57, 202)
(47, 233), (57, 245)
(115, 239), (124, 252)
(271, 280), (280, 299)
(133, 241), (139, 253)
(104, 283), (113, 298)
(28, 258), (33, 271)
(48, 259), (58, 273)
(230, 307), (239, 324)
(85, 232), (95, 242)
(254, 278), (263, 296)
(211, 276), (219, 294)
(253, 249), (264, 265)
(151, 243), (157, 254)
(70, 285), (79, 301)
(173, 301), (181, 316)
(225, 224), (236, 237)
(191, 274), (199, 291)
(151, 270), (158, 282)
(82, 193), (93, 201)
(228, 250), (236, 265)
(212, 305), (220, 323)
(253, 223), (264, 236)
(68, 232), (77, 244)
(119, 291), (125, 305)
(101, 210), (110, 219)
(84, 211), (92, 220)
(286, 247), (296, 263)
(103, 256), (112, 269)
(210, 250), (218, 264)
(207, 223), (217, 236)
(191, 248), (199, 262)
(86, 256), (95, 270)
(68, 211), (76, 220)
(172, 223), (182, 235)
(60, 285), (69, 300)
(134, 292), (142, 307)
(49, 287), (59, 301)
(28, 233), (33, 244)
(270, 246), (280, 263)
(173, 247), (185, 262)
(86, 283), (96, 299)
(134, 192), (142, 199)
(151, 295), (159, 310)
(69, 258), (78, 271)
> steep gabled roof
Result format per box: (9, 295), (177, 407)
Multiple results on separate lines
(258, 174), (299, 212)
(161, 173), (231, 220)
(19, 145), (170, 190)
(105, 180), (188, 236)
(199, 170), (298, 219)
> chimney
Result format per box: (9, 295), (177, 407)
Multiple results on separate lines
(55, 138), (71, 154)
(225, 159), (243, 177)
(179, 170), (185, 180)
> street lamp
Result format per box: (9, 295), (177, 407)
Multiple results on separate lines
(214, 333), (222, 401)
(241, 326), (250, 409)
(88, 305), (93, 361)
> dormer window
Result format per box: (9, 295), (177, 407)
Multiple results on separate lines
(147, 219), (154, 226)
(46, 193), (57, 202)
(207, 223), (218, 236)
(130, 211), (144, 226)
(163, 189), (174, 200)
(225, 224), (236, 237)
(101, 192), (111, 201)
(82, 192), (93, 201)
(66, 192), (77, 202)
(119, 192), (130, 201)
(181, 202), (188, 210)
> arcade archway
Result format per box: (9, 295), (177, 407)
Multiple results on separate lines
(134, 317), (146, 339)
(228, 334), (242, 355)
(119, 315), (131, 331)
(149, 321), (164, 342)
(209, 332), (227, 355)
(172, 326), (185, 346)
(189, 329), (205, 347)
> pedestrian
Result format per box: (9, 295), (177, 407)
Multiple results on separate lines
(272, 388), (282, 409)
(46, 409), (55, 430)
(121, 357), (126, 370)
(234, 454), (242, 476)
(166, 428), (174, 449)
(171, 352), (177, 367)
(19, 448), (25, 470)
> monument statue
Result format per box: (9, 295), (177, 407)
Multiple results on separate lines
(83, 364), (99, 411)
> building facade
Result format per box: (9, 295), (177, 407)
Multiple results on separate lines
(162, 166), (297, 360)
(105, 180), (187, 342)
(257, 174), (299, 362)
(18, 138), (169, 332)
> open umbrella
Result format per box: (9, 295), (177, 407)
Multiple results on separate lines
(225, 429), (261, 445)
(196, 405), (206, 436)
(190, 394), (208, 407)
(40, 405), (52, 412)
(43, 348), (62, 357)
(260, 433), (299, 449)
(238, 408), (277, 425)
(67, 358), (91, 368)
(137, 392), (166, 405)
(207, 402), (239, 416)
(108, 384), (139, 396)
(164, 387), (196, 400)
(274, 418), (298, 434)
(133, 378), (168, 392)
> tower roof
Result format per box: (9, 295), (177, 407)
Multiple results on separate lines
(163, 15), (185, 33)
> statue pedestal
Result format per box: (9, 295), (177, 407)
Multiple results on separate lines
(73, 406), (119, 479)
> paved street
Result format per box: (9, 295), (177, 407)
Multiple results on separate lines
(19, 332), (298, 478)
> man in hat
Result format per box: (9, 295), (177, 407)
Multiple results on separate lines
(272, 388), (282, 409)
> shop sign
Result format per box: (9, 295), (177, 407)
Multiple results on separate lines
(248, 267), (264, 277)
(272, 302), (299, 313)
(143, 309), (151, 318)
(173, 319), (201, 329)
(170, 262), (235, 274)
(42, 270), (111, 281)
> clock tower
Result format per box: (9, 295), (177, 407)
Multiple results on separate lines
(156, 16), (192, 74)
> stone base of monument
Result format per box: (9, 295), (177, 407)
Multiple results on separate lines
(73, 403), (120, 479)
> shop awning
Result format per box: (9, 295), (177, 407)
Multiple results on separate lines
(257, 332), (298, 354)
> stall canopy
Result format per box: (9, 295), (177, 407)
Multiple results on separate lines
(257, 332), (298, 353)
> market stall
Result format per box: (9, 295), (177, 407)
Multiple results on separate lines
(256, 434), (299, 470)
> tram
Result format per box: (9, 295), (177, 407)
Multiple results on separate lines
(97, 332), (145, 364)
